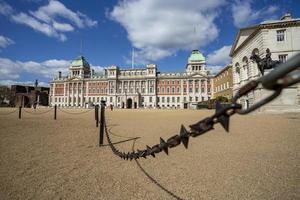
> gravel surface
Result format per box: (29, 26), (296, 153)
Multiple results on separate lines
(0, 108), (299, 200)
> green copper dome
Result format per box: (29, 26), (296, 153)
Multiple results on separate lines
(71, 56), (90, 68)
(188, 50), (205, 62)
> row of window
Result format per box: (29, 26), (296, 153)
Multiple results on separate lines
(157, 87), (209, 93)
(215, 82), (230, 92)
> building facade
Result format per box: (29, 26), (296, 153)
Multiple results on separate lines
(10, 84), (49, 107)
(230, 13), (300, 112)
(49, 50), (212, 109)
(212, 64), (233, 100)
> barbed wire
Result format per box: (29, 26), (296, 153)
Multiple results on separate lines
(23, 108), (53, 115)
(0, 109), (18, 115)
(103, 53), (300, 161)
(58, 107), (93, 115)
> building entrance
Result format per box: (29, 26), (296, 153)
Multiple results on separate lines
(127, 98), (133, 109)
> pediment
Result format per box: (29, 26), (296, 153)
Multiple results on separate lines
(189, 72), (207, 78)
(68, 77), (81, 81)
(230, 27), (257, 56)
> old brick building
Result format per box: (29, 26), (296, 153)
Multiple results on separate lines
(212, 64), (233, 101)
(50, 50), (213, 109)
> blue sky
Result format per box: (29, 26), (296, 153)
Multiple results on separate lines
(0, 0), (299, 86)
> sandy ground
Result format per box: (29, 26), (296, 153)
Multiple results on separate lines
(0, 107), (299, 200)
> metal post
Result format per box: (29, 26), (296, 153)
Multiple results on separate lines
(18, 106), (22, 119)
(54, 105), (57, 120)
(95, 105), (99, 127)
(99, 100), (106, 146)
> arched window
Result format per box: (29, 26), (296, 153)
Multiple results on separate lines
(242, 56), (249, 80)
(252, 48), (259, 76)
(235, 63), (241, 83)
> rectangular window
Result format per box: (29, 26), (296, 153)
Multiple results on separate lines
(162, 97), (165, 103)
(189, 96), (192, 101)
(277, 30), (285, 42)
(177, 97), (180, 102)
(278, 54), (288, 63)
(149, 97), (152, 102)
(195, 97), (198, 102)
(167, 97), (170, 103)
(172, 97), (175, 102)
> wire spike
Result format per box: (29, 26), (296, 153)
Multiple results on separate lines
(159, 137), (169, 155)
(215, 102), (230, 132)
(180, 125), (189, 149)
(146, 145), (155, 157)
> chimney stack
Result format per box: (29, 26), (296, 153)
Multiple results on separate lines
(58, 71), (62, 78)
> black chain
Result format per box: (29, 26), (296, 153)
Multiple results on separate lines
(103, 53), (300, 161)
(58, 107), (93, 115)
(23, 108), (53, 115)
(0, 109), (18, 115)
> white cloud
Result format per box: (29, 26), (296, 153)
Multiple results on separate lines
(11, 12), (67, 41)
(2, 0), (97, 41)
(206, 45), (232, 75)
(0, 57), (70, 81)
(0, 57), (104, 84)
(0, 58), (21, 79)
(30, 0), (97, 28)
(52, 21), (74, 32)
(207, 65), (224, 75)
(232, 0), (279, 28)
(0, 0), (13, 16)
(207, 45), (232, 66)
(110, 0), (226, 64)
(0, 35), (15, 49)
(0, 80), (49, 87)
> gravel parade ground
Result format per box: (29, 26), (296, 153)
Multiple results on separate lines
(0, 108), (299, 200)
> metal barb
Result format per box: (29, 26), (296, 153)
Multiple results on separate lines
(179, 125), (189, 149)
(159, 138), (169, 155)
(102, 53), (300, 161)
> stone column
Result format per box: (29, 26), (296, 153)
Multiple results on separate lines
(52, 83), (56, 106)
(81, 82), (84, 107)
(205, 79), (208, 100)
(76, 83), (79, 107)
(63, 82), (66, 107)
(72, 83), (75, 107)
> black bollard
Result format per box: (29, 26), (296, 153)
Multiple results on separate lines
(54, 105), (57, 120)
(95, 105), (99, 127)
(99, 100), (106, 146)
(18, 106), (22, 119)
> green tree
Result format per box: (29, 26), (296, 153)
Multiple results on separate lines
(215, 96), (229, 103)
(0, 86), (11, 105)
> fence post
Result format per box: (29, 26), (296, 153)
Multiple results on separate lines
(95, 105), (99, 127)
(18, 106), (22, 119)
(99, 100), (106, 146)
(54, 105), (57, 120)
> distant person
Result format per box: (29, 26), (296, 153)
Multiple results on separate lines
(110, 104), (113, 111)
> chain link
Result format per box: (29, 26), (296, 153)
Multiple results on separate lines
(102, 53), (300, 161)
